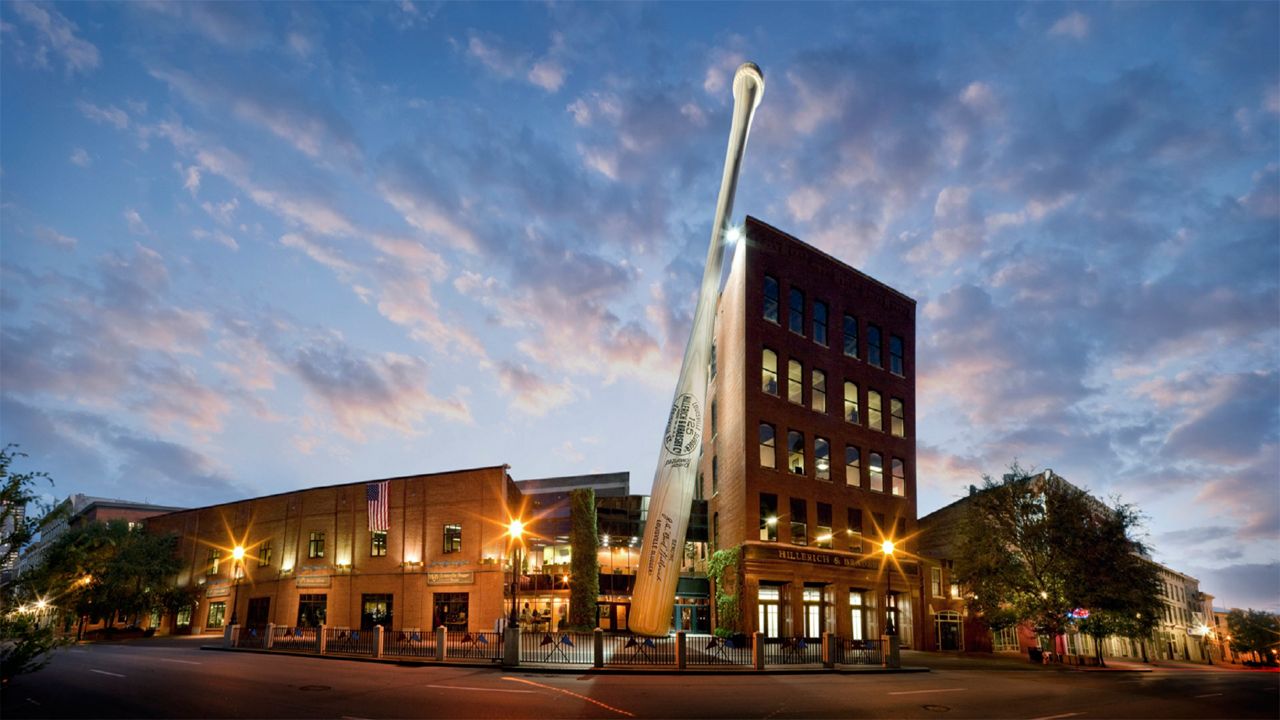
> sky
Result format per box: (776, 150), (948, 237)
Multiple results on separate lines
(1, 2), (1277, 611)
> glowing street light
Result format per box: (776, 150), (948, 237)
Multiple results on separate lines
(881, 538), (897, 635)
(507, 519), (526, 627)
(230, 545), (245, 626)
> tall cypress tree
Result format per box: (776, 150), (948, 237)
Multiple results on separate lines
(568, 488), (600, 630)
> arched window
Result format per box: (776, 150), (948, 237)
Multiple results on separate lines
(892, 458), (906, 497)
(759, 423), (776, 468)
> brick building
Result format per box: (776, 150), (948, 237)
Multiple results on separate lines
(701, 216), (920, 646)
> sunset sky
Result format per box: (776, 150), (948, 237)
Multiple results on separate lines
(1, 2), (1276, 610)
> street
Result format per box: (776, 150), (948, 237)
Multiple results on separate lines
(2, 638), (1276, 719)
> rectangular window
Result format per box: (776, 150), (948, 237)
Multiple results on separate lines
(951, 584), (961, 599)
(890, 398), (905, 437)
(843, 315), (858, 358)
(931, 567), (943, 597)
(787, 430), (805, 475)
(206, 601), (226, 629)
(709, 340), (717, 381)
(890, 335), (904, 375)
(206, 549), (220, 576)
(361, 593), (393, 630)
(789, 287), (805, 335)
(815, 437), (830, 481)
(868, 390), (883, 431)
(868, 325), (882, 368)
(790, 498), (808, 546)
(297, 594), (327, 627)
(443, 524), (462, 554)
(176, 605), (193, 627)
(845, 445), (861, 487)
(892, 459), (906, 497)
(813, 301), (828, 346)
(308, 531), (325, 559)
(760, 494), (778, 542)
(873, 512), (886, 538)
(371, 531), (388, 557)
(869, 453), (884, 492)
(764, 275), (779, 323)
(762, 348), (779, 395)
(257, 542), (272, 568)
(849, 591), (866, 640)
(760, 423), (776, 468)
(788, 359), (803, 404)
(712, 513), (720, 551)
(847, 509), (863, 552)
(711, 400), (717, 437)
(843, 381), (860, 423)
(712, 456), (719, 495)
(816, 503), (833, 549)
(812, 369), (827, 413)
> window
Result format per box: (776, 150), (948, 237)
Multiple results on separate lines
(816, 503), (833, 549)
(709, 340), (717, 381)
(443, 524), (462, 554)
(790, 498), (808, 546)
(297, 594), (327, 627)
(788, 359), (803, 404)
(847, 509), (863, 552)
(868, 325), (882, 368)
(763, 275), (779, 323)
(308, 531), (325, 559)
(206, 549), (220, 576)
(812, 369), (827, 413)
(257, 542), (272, 568)
(760, 494), (778, 541)
(845, 445), (861, 487)
(849, 591), (867, 640)
(890, 335), (904, 375)
(711, 400), (717, 437)
(762, 348), (779, 395)
(869, 453), (884, 492)
(891, 398), (905, 437)
(951, 584), (961, 599)
(803, 588), (823, 637)
(760, 423), (776, 468)
(843, 381), (860, 424)
(868, 390), (883, 431)
(873, 512), (886, 538)
(712, 456), (719, 495)
(895, 518), (907, 541)
(843, 315), (858, 358)
(787, 430), (805, 475)
(813, 301), (828, 346)
(815, 437), (830, 481)
(712, 513), (720, 551)
(931, 567), (943, 597)
(789, 287), (805, 335)
(361, 593), (393, 630)
(176, 605), (193, 627)
(206, 601), (226, 629)
(892, 459), (906, 497)
(371, 531), (388, 557)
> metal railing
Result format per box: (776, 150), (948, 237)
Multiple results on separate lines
(383, 629), (435, 658)
(687, 634), (754, 666)
(444, 631), (501, 661)
(271, 626), (319, 652)
(834, 637), (882, 665)
(519, 630), (595, 664)
(602, 633), (676, 665)
(762, 636), (821, 665)
(236, 625), (269, 649)
(324, 627), (376, 655)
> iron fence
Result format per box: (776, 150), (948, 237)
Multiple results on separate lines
(602, 633), (676, 666)
(686, 634), (754, 666)
(324, 627), (376, 655)
(271, 626), (319, 652)
(519, 630), (595, 664)
(834, 637), (882, 665)
(236, 625), (269, 649)
(762, 636), (821, 665)
(445, 631), (502, 661)
(383, 629), (436, 658)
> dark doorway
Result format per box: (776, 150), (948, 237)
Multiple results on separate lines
(361, 594), (393, 630)
(246, 597), (271, 628)
(936, 610), (960, 651)
(432, 593), (468, 631)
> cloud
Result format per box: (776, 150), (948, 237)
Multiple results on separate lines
(1162, 372), (1279, 465)
(466, 31), (569, 93)
(497, 361), (578, 416)
(6, 1), (100, 75)
(76, 100), (129, 129)
(135, 1), (269, 50)
(68, 147), (91, 167)
(123, 208), (151, 235)
(1185, 562), (1280, 613)
(183, 165), (201, 196)
(528, 59), (566, 92)
(1049, 11), (1091, 40)
(34, 225), (77, 248)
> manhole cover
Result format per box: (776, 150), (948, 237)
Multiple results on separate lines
(299, 685), (331, 692)
(922, 705), (950, 712)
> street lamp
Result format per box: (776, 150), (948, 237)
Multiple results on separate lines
(881, 539), (897, 636)
(507, 519), (525, 627)
(230, 545), (245, 626)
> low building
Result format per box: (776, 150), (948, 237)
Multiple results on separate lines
(17, 494), (186, 577)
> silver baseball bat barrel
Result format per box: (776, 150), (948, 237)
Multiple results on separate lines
(629, 63), (765, 637)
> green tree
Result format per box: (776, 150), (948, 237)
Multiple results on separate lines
(1226, 609), (1280, 664)
(0, 445), (63, 685)
(568, 488), (599, 630)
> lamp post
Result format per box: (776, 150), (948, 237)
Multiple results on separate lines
(507, 519), (524, 627)
(230, 545), (245, 626)
(881, 539), (897, 636)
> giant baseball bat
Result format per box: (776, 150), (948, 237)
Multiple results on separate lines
(629, 63), (765, 636)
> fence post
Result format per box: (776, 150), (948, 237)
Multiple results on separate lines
(374, 625), (384, 659)
(822, 632), (834, 669)
(222, 624), (234, 648)
(593, 627), (604, 668)
(266, 623), (276, 649)
(676, 630), (687, 670)
(753, 631), (765, 671)
(503, 625), (521, 668)
(230, 624), (241, 648)
(318, 625), (327, 654)
(435, 626), (447, 662)
(882, 634), (900, 668)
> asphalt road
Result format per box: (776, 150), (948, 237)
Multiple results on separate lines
(3, 638), (1276, 719)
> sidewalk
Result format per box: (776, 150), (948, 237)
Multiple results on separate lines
(901, 650), (1150, 673)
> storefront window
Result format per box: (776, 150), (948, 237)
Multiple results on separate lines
(361, 593), (393, 630)
(758, 587), (781, 638)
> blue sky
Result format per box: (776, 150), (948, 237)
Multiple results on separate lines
(2, 2), (1277, 610)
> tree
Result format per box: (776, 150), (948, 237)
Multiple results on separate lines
(1226, 609), (1280, 664)
(0, 445), (63, 685)
(955, 462), (1157, 664)
(568, 488), (599, 630)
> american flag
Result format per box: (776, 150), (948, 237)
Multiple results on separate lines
(367, 480), (389, 532)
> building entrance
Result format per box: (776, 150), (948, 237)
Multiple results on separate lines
(246, 597), (270, 628)
(599, 601), (630, 632)
(936, 610), (960, 651)
(758, 586), (781, 637)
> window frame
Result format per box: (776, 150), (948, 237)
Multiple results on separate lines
(815, 436), (831, 482)
(443, 523), (462, 554)
(763, 275), (780, 324)
(869, 453), (884, 493)
(812, 369), (827, 413)
(762, 348), (779, 396)
(868, 324), (882, 368)
(788, 287), (805, 336)
(813, 301), (828, 346)
(868, 390), (883, 431)
(789, 498), (808, 546)
(308, 531), (326, 559)
(759, 422), (776, 469)
(890, 335), (904, 376)
(844, 381), (860, 424)
(891, 458), (906, 497)
(371, 530), (388, 557)
(787, 359), (803, 405)
(845, 445), (861, 487)
(760, 493), (778, 542)
(257, 541), (272, 568)
(890, 397), (905, 438)
(787, 429), (806, 476)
